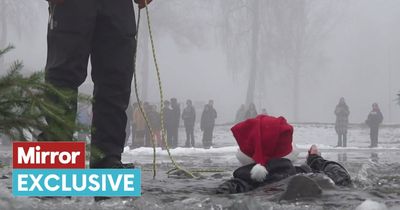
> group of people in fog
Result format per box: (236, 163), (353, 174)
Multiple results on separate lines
(334, 97), (384, 148)
(125, 99), (217, 149)
(76, 96), (386, 150)
(233, 97), (385, 149)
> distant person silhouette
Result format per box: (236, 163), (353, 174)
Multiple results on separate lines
(334, 97), (350, 147)
(365, 103), (383, 148)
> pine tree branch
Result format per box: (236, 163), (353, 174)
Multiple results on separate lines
(0, 46), (91, 141)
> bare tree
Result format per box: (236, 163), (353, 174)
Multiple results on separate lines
(214, 0), (268, 105)
(135, 0), (211, 101)
(215, 0), (342, 120)
(269, 0), (342, 121)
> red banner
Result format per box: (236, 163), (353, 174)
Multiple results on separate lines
(13, 142), (86, 169)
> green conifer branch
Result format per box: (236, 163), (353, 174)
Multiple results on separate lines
(0, 46), (91, 141)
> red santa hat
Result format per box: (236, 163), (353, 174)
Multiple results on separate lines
(231, 115), (294, 182)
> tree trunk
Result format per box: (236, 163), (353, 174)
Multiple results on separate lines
(245, 1), (260, 105)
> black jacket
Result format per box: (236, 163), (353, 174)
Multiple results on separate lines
(170, 104), (181, 128)
(200, 106), (217, 130)
(216, 156), (351, 194)
(182, 106), (196, 128)
(163, 107), (174, 131)
(366, 110), (383, 128)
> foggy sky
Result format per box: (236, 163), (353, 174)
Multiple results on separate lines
(2, 0), (400, 124)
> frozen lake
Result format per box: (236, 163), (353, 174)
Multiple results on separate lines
(1, 123), (400, 209)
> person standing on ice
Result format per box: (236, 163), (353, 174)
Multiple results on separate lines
(170, 98), (181, 148)
(163, 100), (174, 148)
(145, 103), (161, 147)
(133, 102), (146, 148)
(365, 103), (383, 148)
(41, 0), (152, 169)
(216, 115), (352, 194)
(126, 102), (138, 148)
(182, 99), (196, 147)
(200, 100), (217, 149)
(334, 97), (350, 147)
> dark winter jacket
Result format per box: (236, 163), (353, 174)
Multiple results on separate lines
(216, 156), (351, 194)
(200, 105), (217, 131)
(182, 105), (196, 128)
(306, 154), (352, 186)
(334, 103), (350, 134)
(366, 110), (383, 128)
(147, 109), (161, 131)
(163, 107), (174, 131)
(170, 103), (181, 128)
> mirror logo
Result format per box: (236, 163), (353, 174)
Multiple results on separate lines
(12, 142), (141, 197)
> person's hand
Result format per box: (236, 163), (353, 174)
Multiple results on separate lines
(308, 145), (321, 156)
(135, 0), (153, 9)
(47, 0), (64, 4)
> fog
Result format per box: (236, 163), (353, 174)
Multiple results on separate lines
(2, 0), (400, 124)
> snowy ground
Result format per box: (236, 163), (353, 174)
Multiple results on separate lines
(1, 123), (400, 210)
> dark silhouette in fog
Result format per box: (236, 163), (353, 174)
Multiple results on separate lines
(334, 97), (350, 147)
(201, 100), (217, 148)
(366, 103), (384, 148)
(182, 99), (196, 147)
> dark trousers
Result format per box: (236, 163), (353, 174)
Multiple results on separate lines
(166, 128), (174, 148)
(370, 127), (379, 147)
(44, 0), (136, 166)
(337, 133), (347, 147)
(170, 127), (179, 148)
(202, 127), (214, 148)
(133, 130), (145, 148)
(185, 126), (195, 147)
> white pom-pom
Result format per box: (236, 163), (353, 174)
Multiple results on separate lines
(250, 164), (268, 182)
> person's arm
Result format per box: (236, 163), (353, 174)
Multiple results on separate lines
(378, 111), (384, 124)
(334, 106), (339, 115)
(192, 108), (196, 123)
(233, 163), (258, 184)
(365, 113), (371, 126)
(200, 111), (205, 131)
(215, 163), (258, 194)
(215, 177), (255, 194)
(307, 154), (351, 186)
(345, 107), (350, 116)
(181, 109), (186, 120)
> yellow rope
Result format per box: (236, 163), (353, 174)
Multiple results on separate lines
(133, 1), (224, 178)
(132, 8), (157, 178)
(142, 0), (196, 178)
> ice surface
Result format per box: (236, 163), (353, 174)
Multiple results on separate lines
(1, 123), (400, 210)
(355, 199), (388, 210)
